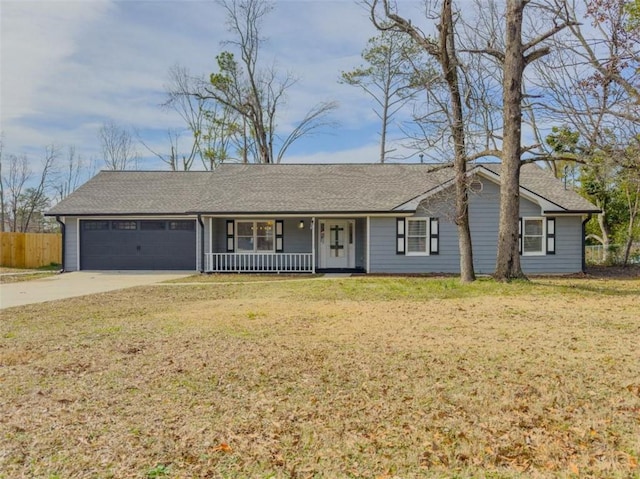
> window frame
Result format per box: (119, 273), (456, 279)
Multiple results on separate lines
(521, 217), (546, 256)
(405, 218), (430, 256)
(234, 219), (276, 253)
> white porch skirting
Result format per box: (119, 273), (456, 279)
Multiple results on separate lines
(205, 253), (314, 273)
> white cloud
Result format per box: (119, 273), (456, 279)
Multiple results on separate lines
(0, 0), (402, 172)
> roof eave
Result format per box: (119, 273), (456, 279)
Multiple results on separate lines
(542, 209), (601, 215)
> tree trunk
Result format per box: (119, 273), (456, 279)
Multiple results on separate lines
(622, 185), (639, 266)
(596, 205), (611, 263)
(494, 0), (526, 281)
(441, 0), (475, 283)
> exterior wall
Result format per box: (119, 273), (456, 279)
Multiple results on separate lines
(283, 218), (312, 253)
(520, 216), (583, 274)
(64, 217), (79, 272)
(369, 178), (585, 274)
(369, 216), (461, 273)
(210, 218), (225, 252)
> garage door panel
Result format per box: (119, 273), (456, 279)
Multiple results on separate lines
(80, 220), (196, 270)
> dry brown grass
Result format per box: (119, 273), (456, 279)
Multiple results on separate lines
(1, 276), (639, 479)
(0, 272), (57, 284)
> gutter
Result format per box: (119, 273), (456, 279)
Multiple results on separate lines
(582, 214), (592, 273)
(197, 214), (205, 273)
(55, 216), (65, 273)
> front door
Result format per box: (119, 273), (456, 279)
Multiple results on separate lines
(319, 220), (355, 269)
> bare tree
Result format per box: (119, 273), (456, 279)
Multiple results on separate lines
(463, 0), (576, 281)
(54, 145), (87, 201)
(98, 121), (139, 170)
(196, 0), (338, 164)
(20, 145), (57, 232)
(3, 154), (30, 232)
(1, 146), (57, 232)
(530, 0), (639, 265)
(573, 0), (640, 121)
(163, 65), (241, 169)
(620, 145), (640, 265)
(369, 0), (477, 282)
(341, 30), (426, 162)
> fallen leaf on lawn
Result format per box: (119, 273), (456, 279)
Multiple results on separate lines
(569, 462), (579, 475)
(212, 443), (232, 453)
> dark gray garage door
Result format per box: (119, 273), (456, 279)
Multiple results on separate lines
(80, 220), (196, 270)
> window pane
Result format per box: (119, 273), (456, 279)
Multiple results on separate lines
(237, 237), (254, 251)
(524, 236), (543, 253)
(256, 221), (273, 235)
(408, 220), (427, 236)
(236, 222), (253, 235)
(140, 220), (166, 230)
(256, 237), (274, 251)
(169, 221), (195, 231)
(83, 221), (109, 230)
(524, 220), (543, 236)
(407, 237), (427, 253)
(112, 221), (137, 230)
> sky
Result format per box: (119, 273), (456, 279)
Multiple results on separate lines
(1, 0), (431, 178)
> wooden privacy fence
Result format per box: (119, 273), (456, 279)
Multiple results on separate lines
(0, 232), (62, 268)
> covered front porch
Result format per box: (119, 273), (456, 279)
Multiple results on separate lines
(203, 216), (367, 273)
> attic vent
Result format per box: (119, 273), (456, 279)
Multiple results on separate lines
(469, 179), (484, 193)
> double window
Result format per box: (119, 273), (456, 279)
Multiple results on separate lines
(235, 221), (275, 252)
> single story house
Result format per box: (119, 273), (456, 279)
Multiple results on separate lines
(46, 163), (599, 275)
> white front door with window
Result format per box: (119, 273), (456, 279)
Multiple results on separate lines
(318, 220), (355, 269)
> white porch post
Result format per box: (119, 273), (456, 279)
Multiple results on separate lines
(366, 216), (370, 273)
(311, 217), (316, 274)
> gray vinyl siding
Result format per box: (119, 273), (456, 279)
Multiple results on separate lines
(210, 218), (226, 252)
(369, 216), (460, 273)
(64, 217), (79, 272)
(370, 178), (585, 274)
(520, 216), (583, 273)
(283, 219), (312, 253)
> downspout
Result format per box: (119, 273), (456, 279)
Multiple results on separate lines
(582, 214), (592, 273)
(55, 216), (65, 273)
(197, 214), (205, 273)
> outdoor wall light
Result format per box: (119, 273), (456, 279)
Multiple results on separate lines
(298, 220), (305, 229)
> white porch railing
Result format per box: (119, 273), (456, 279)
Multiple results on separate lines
(205, 252), (314, 273)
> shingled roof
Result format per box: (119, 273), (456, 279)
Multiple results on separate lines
(47, 163), (598, 216)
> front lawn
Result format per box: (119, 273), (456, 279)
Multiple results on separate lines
(1, 276), (638, 478)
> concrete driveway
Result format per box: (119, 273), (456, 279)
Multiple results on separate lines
(0, 271), (193, 309)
